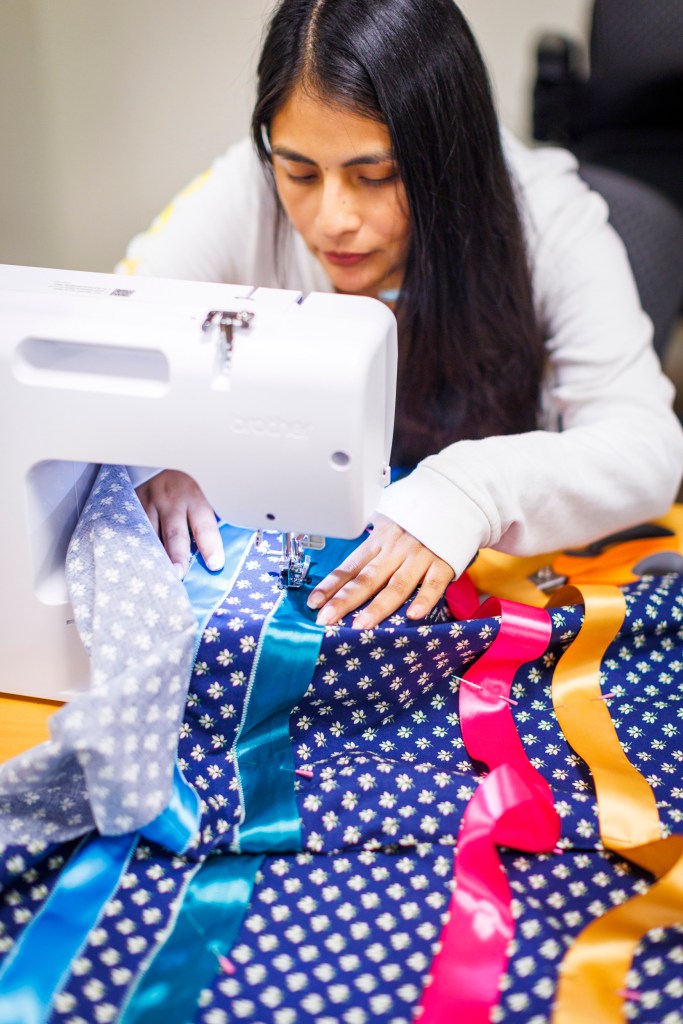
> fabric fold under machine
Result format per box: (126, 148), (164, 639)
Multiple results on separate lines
(0, 265), (397, 700)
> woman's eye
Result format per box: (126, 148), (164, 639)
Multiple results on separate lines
(360, 172), (398, 187)
(286, 172), (318, 184)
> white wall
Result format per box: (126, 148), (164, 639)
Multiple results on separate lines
(0, 0), (592, 273)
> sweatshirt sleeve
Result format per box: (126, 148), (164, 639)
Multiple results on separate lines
(378, 138), (683, 577)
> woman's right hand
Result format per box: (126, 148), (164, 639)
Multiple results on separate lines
(135, 470), (224, 578)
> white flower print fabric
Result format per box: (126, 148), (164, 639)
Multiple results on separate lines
(0, 466), (197, 847)
(1, 467), (682, 1023)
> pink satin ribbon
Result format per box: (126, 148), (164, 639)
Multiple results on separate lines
(459, 597), (553, 789)
(420, 595), (559, 1024)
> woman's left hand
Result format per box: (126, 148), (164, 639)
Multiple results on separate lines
(307, 514), (454, 629)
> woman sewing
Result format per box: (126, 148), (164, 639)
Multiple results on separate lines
(121, 0), (683, 630)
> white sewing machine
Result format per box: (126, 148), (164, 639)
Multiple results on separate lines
(0, 265), (397, 700)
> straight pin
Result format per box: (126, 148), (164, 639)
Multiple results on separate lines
(462, 676), (518, 705)
(617, 989), (642, 1002)
(218, 955), (236, 975)
(594, 692), (616, 701)
(242, 759), (314, 780)
(278, 764), (314, 778)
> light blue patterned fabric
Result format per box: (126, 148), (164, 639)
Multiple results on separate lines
(0, 466), (197, 847)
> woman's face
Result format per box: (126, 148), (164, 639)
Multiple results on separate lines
(269, 86), (410, 300)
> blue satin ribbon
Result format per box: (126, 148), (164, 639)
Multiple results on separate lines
(0, 529), (361, 1024)
(0, 528), (254, 1024)
(119, 853), (264, 1024)
(140, 762), (201, 853)
(120, 534), (362, 1023)
(0, 833), (137, 1024)
(183, 521), (254, 652)
(0, 768), (201, 1024)
(235, 536), (359, 853)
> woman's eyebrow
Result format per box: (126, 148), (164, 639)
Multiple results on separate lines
(343, 151), (395, 167)
(271, 146), (316, 164)
(271, 145), (395, 167)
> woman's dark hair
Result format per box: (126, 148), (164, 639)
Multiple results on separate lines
(252, 0), (545, 465)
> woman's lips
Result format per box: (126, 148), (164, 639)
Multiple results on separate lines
(323, 251), (371, 267)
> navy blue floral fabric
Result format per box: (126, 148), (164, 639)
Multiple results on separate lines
(1, 475), (682, 1022)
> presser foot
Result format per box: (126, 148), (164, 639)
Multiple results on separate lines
(279, 532), (326, 589)
(280, 551), (312, 589)
(255, 531), (325, 589)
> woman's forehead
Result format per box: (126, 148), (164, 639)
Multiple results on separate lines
(270, 86), (393, 165)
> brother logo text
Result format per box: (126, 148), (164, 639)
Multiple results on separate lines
(231, 417), (312, 440)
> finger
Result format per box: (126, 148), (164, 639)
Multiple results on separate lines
(307, 540), (381, 610)
(160, 514), (193, 578)
(350, 559), (430, 630)
(313, 547), (404, 624)
(406, 561), (454, 620)
(188, 504), (223, 572)
(145, 503), (160, 538)
(319, 548), (428, 626)
(135, 487), (156, 524)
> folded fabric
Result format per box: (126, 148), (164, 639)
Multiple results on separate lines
(0, 466), (197, 848)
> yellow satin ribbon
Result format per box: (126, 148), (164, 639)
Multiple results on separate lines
(468, 505), (683, 606)
(547, 583), (683, 1023)
(552, 855), (683, 1022)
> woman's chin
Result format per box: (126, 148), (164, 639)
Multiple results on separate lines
(326, 269), (389, 300)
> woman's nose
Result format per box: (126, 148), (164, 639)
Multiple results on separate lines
(316, 179), (362, 239)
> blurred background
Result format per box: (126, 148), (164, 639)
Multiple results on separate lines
(0, 0), (593, 272)
(3, 0), (682, 406)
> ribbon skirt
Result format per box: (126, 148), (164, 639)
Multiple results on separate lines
(1, 471), (683, 1023)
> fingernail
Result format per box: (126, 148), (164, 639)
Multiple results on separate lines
(173, 562), (185, 579)
(206, 551), (224, 572)
(307, 590), (325, 610)
(352, 613), (372, 630)
(316, 607), (337, 627)
(407, 602), (426, 620)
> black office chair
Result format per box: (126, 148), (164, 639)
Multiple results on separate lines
(532, 0), (683, 213)
(531, 0), (683, 358)
(577, 162), (683, 359)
